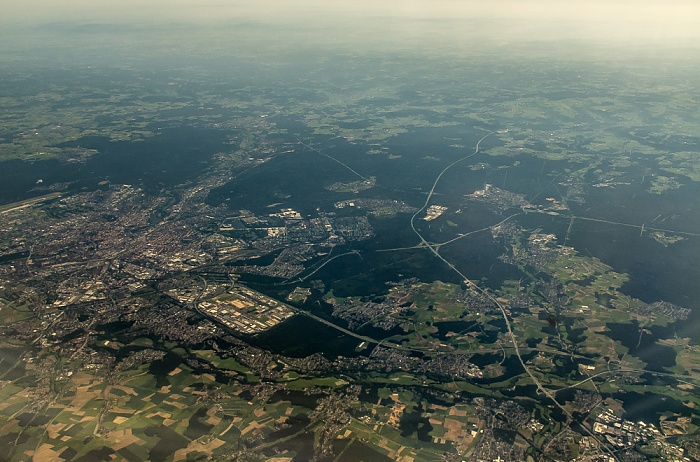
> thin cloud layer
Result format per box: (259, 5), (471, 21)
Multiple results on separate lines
(2, 0), (700, 44)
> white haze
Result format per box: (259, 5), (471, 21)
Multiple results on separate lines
(2, 0), (700, 45)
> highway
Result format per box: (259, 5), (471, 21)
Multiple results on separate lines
(408, 130), (620, 460)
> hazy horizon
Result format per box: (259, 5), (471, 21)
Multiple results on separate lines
(3, 0), (700, 46)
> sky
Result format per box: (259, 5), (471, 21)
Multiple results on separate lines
(2, 0), (699, 28)
(2, 0), (700, 46)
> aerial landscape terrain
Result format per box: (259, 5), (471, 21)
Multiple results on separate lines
(1, 1), (700, 461)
